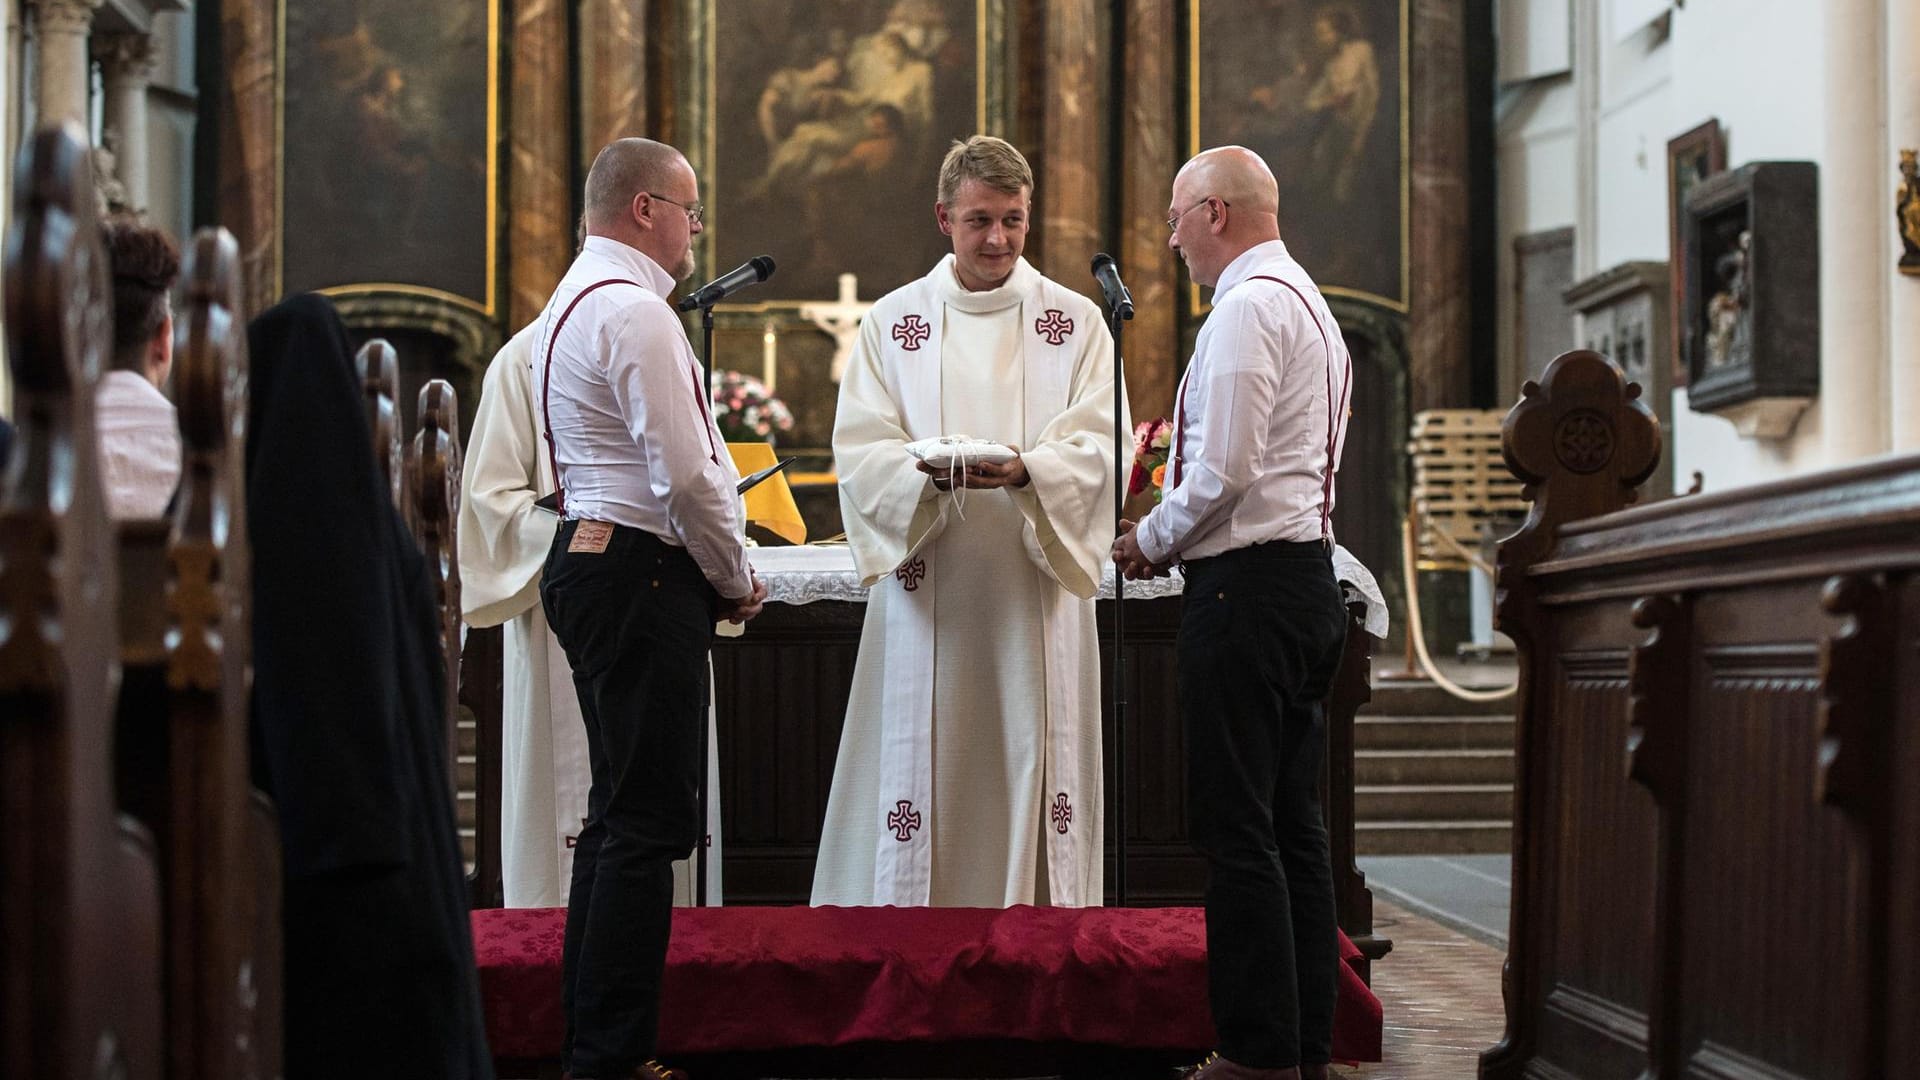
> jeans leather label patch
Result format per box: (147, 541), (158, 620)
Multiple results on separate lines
(568, 520), (614, 553)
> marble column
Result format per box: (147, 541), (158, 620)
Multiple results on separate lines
(579, 0), (650, 167)
(1888, 0), (1920, 452)
(29, 0), (99, 126)
(1822, 0), (1890, 461)
(1035, 0), (1105, 306)
(1118, 0), (1176, 423)
(93, 32), (156, 213)
(1408, 0), (1471, 411)
(510, 0), (571, 329)
(216, 0), (278, 314)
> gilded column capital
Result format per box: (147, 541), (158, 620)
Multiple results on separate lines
(92, 31), (158, 84)
(27, 0), (102, 38)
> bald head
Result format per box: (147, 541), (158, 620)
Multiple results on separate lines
(1175, 146), (1279, 217)
(1167, 145), (1282, 287)
(584, 138), (690, 234)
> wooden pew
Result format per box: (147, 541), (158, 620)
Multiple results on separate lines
(113, 227), (283, 1079)
(0, 123), (165, 1080)
(1482, 351), (1920, 1079)
(410, 380), (464, 785)
(356, 338), (403, 507)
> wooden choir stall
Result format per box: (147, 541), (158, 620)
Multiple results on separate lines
(0, 123), (477, 1079)
(1483, 351), (1920, 1079)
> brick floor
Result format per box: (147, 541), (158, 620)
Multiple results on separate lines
(1332, 897), (1507, 1079)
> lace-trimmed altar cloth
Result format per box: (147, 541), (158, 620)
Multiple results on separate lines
(748, 542), (1391, 640)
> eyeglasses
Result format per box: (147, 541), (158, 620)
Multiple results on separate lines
(648, 192), (705, 228)
(1167, 196), (1227, 232)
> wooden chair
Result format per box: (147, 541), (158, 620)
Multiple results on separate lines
(410, 379), (464, 786)
(355, 338), (403, 508)
(114, 226), (284, 1079)
(0, 122), (165, 1080)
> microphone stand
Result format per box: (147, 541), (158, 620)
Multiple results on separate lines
(1107, 296), (1132, 908)
(696, 300), (716, 907)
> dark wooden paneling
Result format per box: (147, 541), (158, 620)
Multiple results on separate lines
(1483, 350), (1920, 1080)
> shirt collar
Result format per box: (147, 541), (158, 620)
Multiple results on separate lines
(581, 235), (676, 297)
(1212, 238), (1293, 301)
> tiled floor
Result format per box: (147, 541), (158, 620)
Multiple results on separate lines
(1331, 898), (1508, 1079)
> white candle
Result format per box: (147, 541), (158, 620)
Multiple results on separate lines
(762, 324), (778, 394)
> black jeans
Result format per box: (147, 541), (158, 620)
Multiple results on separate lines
(1178, 540), (1348, 1069)
(541, 521), (716, 1078)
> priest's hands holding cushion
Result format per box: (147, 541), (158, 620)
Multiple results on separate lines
(916, 447), (1030, 491)
(719, 571), (769, 624)
(1112, 518), (1171, 580)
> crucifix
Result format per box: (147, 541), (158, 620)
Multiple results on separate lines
(798, 272), (875, 383)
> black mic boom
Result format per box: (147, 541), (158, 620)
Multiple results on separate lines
(677, 255), (777, 311)
(1090, 252), (1134, 319)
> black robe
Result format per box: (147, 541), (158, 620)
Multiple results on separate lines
(245, 293), (491, 1079)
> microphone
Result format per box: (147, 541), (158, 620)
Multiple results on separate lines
(1090, 253), (1134, 320)
(676, 255), (776, 311)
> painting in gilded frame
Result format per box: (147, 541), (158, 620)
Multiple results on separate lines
(694, 0), (994, 305)
(1192, 0), (1408, 310)
(279, 0), (499, 313)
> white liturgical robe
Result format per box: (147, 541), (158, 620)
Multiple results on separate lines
(458, 325), (722, 908)
(812, 255), (1130, 908)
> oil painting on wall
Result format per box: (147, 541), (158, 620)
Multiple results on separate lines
(708, 0), (983, 303)
(281, 0), (495, 311)
(1195, 0), (1406, 308)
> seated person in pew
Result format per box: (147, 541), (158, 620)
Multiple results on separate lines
(814, 135), (1130, 909)
(246, 294), (491, 1079)
(1113, 146), (1355, 1080)
(96, 215), (182, 520)
(460, 319), (724, 910)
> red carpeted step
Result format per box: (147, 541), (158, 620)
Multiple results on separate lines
(472, 905), (1383, 1066)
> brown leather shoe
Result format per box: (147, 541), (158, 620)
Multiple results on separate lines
(1179, 1050), (1301, 1079)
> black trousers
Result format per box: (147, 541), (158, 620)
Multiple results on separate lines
(1178, 540), (1349, 1068)
(541, 520), (716, 1078)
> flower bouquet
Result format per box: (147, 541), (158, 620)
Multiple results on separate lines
(1128, 416), (1174, 503)
(710, 370), (795, 443)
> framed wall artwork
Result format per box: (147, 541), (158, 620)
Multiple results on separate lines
(682, 0), (1008, 306)
(1189, 0), (1409, 314)
(1665, 118), (1725, 387)
(277, 0), (501, 318)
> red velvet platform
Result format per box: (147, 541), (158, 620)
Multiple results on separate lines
(472, 905), (1382, 1070)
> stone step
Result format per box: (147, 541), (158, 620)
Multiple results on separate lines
(1363, 681), (1517, 717)
(456, 753), (476, 793)
(458, 826), (476, 867)
(457, 789), (476, 831)
(457, 717), (477, 756)
(1356, 748), (1513, 786)
(1356, 784), (1512, 821)
(1357, 820), (1512, 855)
(1356, 715), (1514, 751)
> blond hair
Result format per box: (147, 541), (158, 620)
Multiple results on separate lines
(936, 135), (1033, 206)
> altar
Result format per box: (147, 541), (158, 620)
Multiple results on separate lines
(713, 543), (1387, 906)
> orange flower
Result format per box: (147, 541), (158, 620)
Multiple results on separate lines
(1150, 463), (1166, 488)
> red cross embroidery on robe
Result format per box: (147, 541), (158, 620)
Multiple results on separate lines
(1034, 308), (1074, 345)
(1052, 792), (1073, 834)
(887, 799), (923, 842)
(895, 555), (927, 591)
(892, 314), (931, 350)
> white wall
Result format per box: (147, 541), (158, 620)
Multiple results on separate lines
(1495, 0), (1904, 496)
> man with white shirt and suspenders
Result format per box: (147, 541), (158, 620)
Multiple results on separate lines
(1113, 146), (1354, 1080)
(533, 137), (767, 1080)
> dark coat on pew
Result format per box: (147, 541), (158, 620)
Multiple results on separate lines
(245, 294), (492, 1079)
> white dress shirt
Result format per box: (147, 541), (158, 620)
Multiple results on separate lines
(532, 236), (751, 599)
(95, 369), (181, 521)
(1136, 239), (1352, 564)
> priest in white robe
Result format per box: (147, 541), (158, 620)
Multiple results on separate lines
(812, 135), (1130, 908)
(458, 325), (722, 908)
